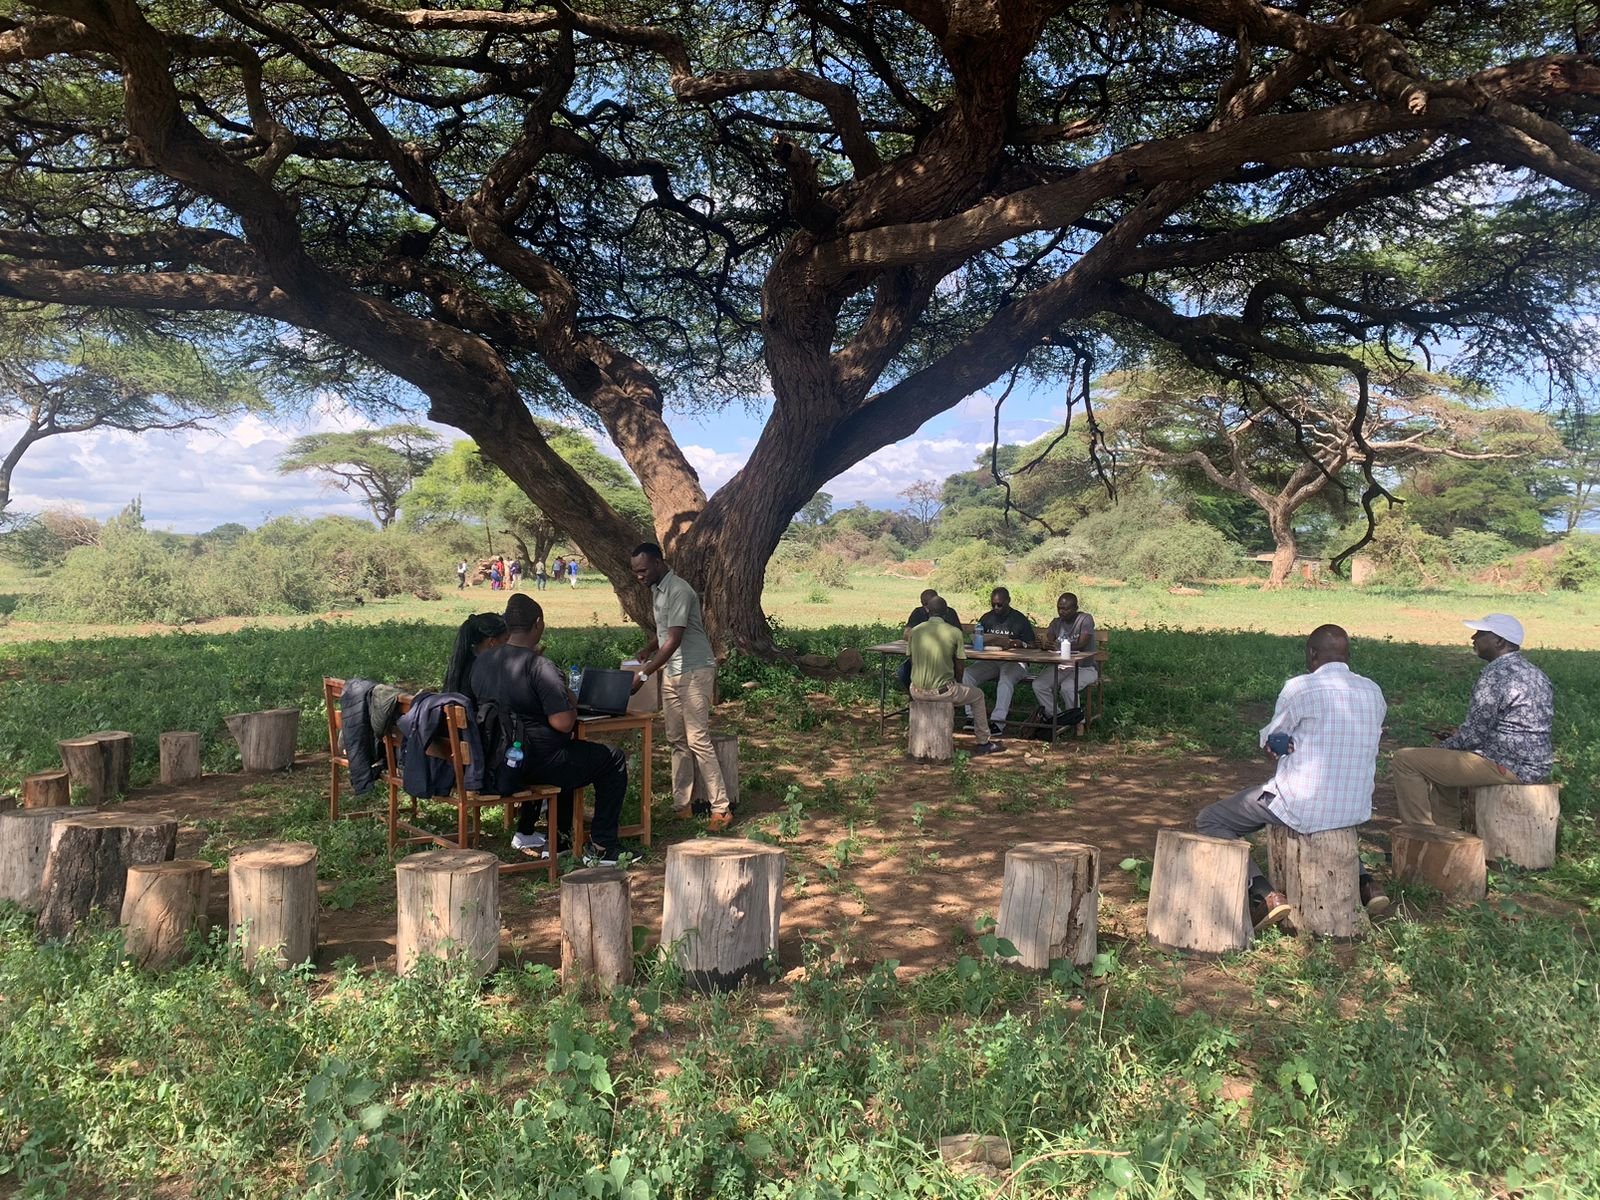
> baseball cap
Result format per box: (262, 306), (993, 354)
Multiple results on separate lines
(1463, 613), (1524, 647)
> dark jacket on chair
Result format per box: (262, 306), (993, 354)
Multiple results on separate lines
(397, 691), (485, 798)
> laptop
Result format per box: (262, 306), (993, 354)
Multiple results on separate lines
(575, 667), (635, 718)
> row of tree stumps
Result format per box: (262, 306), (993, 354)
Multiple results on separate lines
(1146, 782), (1562, 954)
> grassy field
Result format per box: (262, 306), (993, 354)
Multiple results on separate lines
(1, 576), (1597, 1198)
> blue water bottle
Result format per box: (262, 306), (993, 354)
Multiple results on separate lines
(972, 624), (985, 651)
(505, 740), (524, 769)
(568, 666), (582, 693)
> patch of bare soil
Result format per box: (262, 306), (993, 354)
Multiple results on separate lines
(110, 697), (1427, 1017)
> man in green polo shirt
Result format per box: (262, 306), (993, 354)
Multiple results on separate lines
(630, 543), (734, 829)
(909, 598), (1003, 755)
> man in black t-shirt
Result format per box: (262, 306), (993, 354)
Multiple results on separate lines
(469, 594), (626, 864)
(896, 588), (963, 690)
(963, 586), (1035, 733)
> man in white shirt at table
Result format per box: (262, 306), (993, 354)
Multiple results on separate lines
(1194, 624), (1390, 930)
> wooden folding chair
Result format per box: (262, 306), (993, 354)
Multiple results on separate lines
(1082, 629), (1110, 727)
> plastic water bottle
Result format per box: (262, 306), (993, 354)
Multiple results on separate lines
(568, 666), (582, 693)
(505, 740), (524, 769)
(1059, 636), (1072, 659)
(972, 626), (985, 651)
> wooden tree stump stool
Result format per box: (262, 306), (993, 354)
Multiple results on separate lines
(229, 841), (319, 969)
(560, 866), (634, 993)
(1391, 824), (1486, 905)
(690, 734), (741, 810)
(0, 806), (98, 911)
(1146, 829), (1252, 955)
(1268, 825), (1363, 940)
(661, 838), (785, 990)
(395, 849), (500, 979)
(1468, 783), (1560, 869)
(21, 770), (70, 809)
(37, 812), (178, 939)
(56, 731), (133, 803)
(159, 732), (203, 784)
(121, 860), (213, 968)
(224, 708), (301, 772)
(906, 688), (955, 763)
(996, 841), (1100, 969)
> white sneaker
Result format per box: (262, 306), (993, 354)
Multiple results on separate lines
(511, 831), (548, 855)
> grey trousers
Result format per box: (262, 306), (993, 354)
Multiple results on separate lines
(1195, 784), (1284, 892)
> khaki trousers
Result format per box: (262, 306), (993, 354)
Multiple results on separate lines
(1391, 746), (1518, 826)
(664, 666), (729, 813)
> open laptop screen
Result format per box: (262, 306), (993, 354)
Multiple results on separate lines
(576, 667), (634, 716)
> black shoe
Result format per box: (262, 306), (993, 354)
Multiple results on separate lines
(972, 740), (1005, 756)
(989, 720), (1007, 736)
(581, 841), (621, 867)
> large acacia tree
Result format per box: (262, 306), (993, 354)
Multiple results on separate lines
(2, 1), (1599, 650)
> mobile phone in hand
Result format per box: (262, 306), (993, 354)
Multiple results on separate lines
(1266, 731), (1293, 756)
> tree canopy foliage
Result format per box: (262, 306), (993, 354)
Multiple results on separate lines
(3, 0), (1599, 646)
(276, 424), (440, 528)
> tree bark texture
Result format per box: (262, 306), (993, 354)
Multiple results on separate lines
(21, 770), (70, 809)
(229, 842), (319, 970)
(0, 806), (97, 912)
(1267, 825), (1364, 940)
(906, 690), (955, 763)
(996, 841), (1099, 969)
(159, 732), (203, 784)
(37, 812), (178, 940)
(224, 709), (300, 772)
(661, 839), (784, 990)
(1146, 829), (1252, 955)
(395, 849), (500, 980)
(1469, 783), (1560, 869)
(56, 731), (133, 803)
(120, 859), (213, 968)
(1391, 824), (1486, 905)
(560, 865), (634, 993)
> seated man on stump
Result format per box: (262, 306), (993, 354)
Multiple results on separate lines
(1195, 624), (1389, 930)
(909, 597), (1003, 756)
(1030, 591), (1098, 732)
(470, 594), (627, 864)
(1389, 613), (1553, 828)
(897, 587), (963, 691)
(964, 586), (1034, 735)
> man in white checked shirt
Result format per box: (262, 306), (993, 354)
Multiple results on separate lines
(1196, 625), (1390, 930)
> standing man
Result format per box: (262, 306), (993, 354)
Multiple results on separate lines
(909, 597), (1003, 755)
(897, 587), (964, 690)
(1390, 614), (1554, 826)
(456, 559), (468, 589)
(568, 557), (580, 588)
(534, 559), (547, 590)
(963, 586), (1035, 734)
(1195, 624), (1389, 929)
(1031, 592), (1099, 729)
(629, 543), (733, 829)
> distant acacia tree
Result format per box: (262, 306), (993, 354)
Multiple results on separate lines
(1551, 409), (1600, 534)
(4, 2), (1600, 649)
(1107, 361), (1558, 585)
(899, 480), (943, 543)
(277, 425), (440, 529)
(0, 305), (256, 517)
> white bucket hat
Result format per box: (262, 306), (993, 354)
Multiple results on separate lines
(1463, 613), (1524, 647)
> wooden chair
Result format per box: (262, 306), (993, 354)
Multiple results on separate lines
(324, 677), (393, 823)
(391, 696), (563, 881)
(1082, 629), (1110, 728)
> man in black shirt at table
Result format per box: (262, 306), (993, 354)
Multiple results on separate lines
(469, 594), (625, 864)
(963, 586), (1035, 733)
(896, 588), (963, 690)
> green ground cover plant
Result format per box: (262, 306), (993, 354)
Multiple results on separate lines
(1, 605), (1596, 1197)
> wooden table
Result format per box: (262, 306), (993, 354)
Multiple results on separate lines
(866, 640), (1096, 746)
(571, 711), (654, 851)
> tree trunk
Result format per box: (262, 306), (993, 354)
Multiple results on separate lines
(1267, 824), (1364, 939)
(1265, 514), (1297, 589)
(1146, 829), (1252, 955)
(0, 806), (96, 911)
(560, 865), (634, 993)
(660, 838), (784, 990)
(159, 732), (203, 784)
(229, 841), (319, 969)
(224, 709), (300, 772)
(37, 812), (179, 940)
(395, 849), (499, 979)
(120, 860), (212, 968)
(57, 731), (134, 803)
(996, 841), (1099, 969)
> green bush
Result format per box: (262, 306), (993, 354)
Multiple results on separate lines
(933, 542), (1007, 597)
(1124, 522), (1239, 583)
(808, 550), (851, 589)
(1345, 511), (1451, 586)
(1552, 535), (1600, 591)
(1446, 529), (1515, 569)
(1019, 538), (1084, 580)
(28, 523), (199, 624)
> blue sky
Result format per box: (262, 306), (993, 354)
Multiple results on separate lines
(2, 386), (1069, 532)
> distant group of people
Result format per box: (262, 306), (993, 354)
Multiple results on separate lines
(439, 542), (732, 865)
(455, 554), (581, 592)
(903, 585), (1101, 752)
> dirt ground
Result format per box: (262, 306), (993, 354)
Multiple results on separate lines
(112, 696), (1421, 1003)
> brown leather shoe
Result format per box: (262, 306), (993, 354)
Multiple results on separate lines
(672, 806), (693, 821)
(1251, 891), (1292, 932)
(707, 811), (734, 832)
